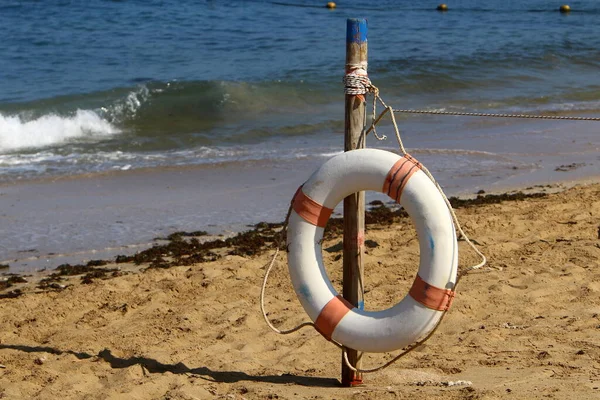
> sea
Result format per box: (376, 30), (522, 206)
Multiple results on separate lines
(1, 0), (600, 272)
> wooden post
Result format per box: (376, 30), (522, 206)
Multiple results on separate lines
(342, 18), (367, 387)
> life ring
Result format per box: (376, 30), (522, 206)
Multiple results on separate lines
(286, 148), (458, 353)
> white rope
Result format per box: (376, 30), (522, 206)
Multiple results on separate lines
(345, 62), (368, 71)
(260, 247), (315, 335)
(386, 102), (487, 273)
(343, 72), (372, 96)
(258, 220), (346, 352)
(260, 204), (317, 335)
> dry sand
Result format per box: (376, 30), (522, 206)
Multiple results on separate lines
(1, 183), (599, 399)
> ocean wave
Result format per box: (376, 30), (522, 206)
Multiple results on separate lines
(0, 80), (338, 138)
(1, 76), (599, 161)
(102, 85), (151, 124)
(0, 110), (120, 153)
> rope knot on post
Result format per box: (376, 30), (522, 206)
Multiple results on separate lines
(343, 69), (375, 96)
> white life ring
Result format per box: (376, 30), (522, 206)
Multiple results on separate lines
(286, 148), (458, 353)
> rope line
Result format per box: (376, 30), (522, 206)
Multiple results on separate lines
(394, 109), (600, 121)
(260, 247), (316, 335)
(260, 204), (316, 335)
(385, 101), (487, 272)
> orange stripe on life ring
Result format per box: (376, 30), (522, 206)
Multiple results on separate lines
(314, 295), (354, 340)
(292, 186), (333, 228)
(408, 274), (455, 311)
(383, 154), (422, 202)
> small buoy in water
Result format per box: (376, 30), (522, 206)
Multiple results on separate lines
(559, 5), (571, 13)
(437, 4), (448, 11)
(326, 1), (336, 9)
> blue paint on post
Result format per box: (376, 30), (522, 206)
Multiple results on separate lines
(357, 300), (364, 310)
(346, 18), (368, 44)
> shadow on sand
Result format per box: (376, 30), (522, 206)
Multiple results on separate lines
(0, 344), (340, 387)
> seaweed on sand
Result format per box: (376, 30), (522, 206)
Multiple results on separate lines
(115, 222), (284, 269)
(447, 192), (547, 208)
(37, 260), (121, 289)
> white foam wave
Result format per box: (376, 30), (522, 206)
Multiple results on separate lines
(412, 148), (504, 158)
(316, 150), (344, 158)
(0, 110), (120, 152)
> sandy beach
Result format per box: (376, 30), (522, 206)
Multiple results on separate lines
(1, 180), (599, 399)
(4, 1), (600, 398)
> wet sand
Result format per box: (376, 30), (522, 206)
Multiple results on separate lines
(1, 181), (599, 399)
(0, 160), (314, 274)
(2, 133), (598, 276)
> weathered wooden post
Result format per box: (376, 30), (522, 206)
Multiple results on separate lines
(342, 17), (367, 387)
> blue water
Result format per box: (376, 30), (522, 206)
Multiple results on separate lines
(1, 0), (599, 181)
(2, 0), (600, 273)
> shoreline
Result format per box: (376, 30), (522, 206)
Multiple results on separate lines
(0, 181), (595, 298)
(0, 155), (595, 274)
(2, 143), (598, 275)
